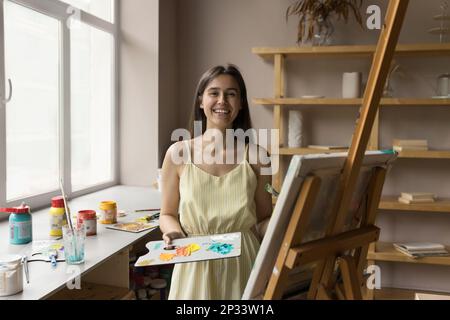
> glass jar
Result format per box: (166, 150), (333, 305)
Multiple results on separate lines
(49, 196), (67, 237)
(77, 210), (97, 236)
(99, 201), (117, 224)
(0, 205), (32, 245)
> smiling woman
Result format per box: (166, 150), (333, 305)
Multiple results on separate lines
(159, 64), (273, 300)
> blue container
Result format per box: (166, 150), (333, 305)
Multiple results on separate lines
(1, 206), (32, 245)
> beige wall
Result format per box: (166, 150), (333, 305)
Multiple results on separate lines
(159, 0), (178, 167)
(170, 0), (450, 292)
(119, 0), (159, 186)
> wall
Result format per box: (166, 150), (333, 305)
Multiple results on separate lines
(119, 0), (159, 186)
(173, 0), (450, 292)
(159, 0), (178, 168)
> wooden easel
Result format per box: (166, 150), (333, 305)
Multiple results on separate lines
(264, 0), (409, 300)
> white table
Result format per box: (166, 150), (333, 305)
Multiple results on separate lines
(0, 185), (162, 300)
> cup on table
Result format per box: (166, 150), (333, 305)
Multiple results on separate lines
(63, 224), (86, 265)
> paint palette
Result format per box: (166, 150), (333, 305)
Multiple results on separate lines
(134, 232), (241, 267)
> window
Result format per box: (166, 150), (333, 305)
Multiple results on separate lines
(60, 0), (114, 23)
(4, 2), (61, 200)
(71, 23), (114, 191)
(0, 0), (117, 210)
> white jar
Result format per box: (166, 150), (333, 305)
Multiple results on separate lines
(0, 255), (24, 297)
(342, 72), (362, 98)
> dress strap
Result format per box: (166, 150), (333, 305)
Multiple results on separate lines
(184, 140), (192, 163)
(245, 143), (250, 162)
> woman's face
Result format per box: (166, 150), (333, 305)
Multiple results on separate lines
(200, 74), (242, 131)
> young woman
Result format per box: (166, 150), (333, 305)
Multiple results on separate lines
(160, 64), (272, 300)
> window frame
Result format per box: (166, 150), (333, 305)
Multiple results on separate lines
(0, 0), (119, 215)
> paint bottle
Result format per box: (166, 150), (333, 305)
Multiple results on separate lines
(77, 210), (97, 236)
(0, 205), (32, 245)
(99, 201), (117, 224)
(49, 196), (67, 237)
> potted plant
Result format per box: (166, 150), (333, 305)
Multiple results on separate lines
(286, 0), (364, 45)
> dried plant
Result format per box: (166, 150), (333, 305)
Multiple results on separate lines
(286, 0), (364, 44)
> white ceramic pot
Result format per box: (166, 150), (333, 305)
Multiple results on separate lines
(0, 255), (24, 297)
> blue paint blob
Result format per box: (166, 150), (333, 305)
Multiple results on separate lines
(208, 243), (234, 255)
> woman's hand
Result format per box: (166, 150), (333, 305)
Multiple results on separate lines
(163, 231), (186, 245)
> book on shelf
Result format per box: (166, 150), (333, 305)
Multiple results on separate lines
(393, 146), (429, 152)
(392, 139), (428, 147)
(307, 145), (349, 150)
(393, 242), (450, 259)
(398, 197), (435, 204)
(401, 192), (435, 201)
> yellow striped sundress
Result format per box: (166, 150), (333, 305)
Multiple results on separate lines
(168, 141), (260, 300)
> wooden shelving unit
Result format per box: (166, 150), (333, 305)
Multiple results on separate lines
(254, 42), (450, 300)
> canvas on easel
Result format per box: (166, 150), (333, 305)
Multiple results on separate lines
(242, 151), (397, 300)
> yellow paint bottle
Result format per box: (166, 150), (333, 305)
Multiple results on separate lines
(49, 196), (67, 237)
(99, 201), (117, 224)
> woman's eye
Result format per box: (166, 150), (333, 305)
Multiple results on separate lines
(227, 92), (236, 97)
(209, 92), (219, 97)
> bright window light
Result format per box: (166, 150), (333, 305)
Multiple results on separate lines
(4, 1), (61, 201)
(71, 22), (114, 191)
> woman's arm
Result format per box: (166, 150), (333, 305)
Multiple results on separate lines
(160, 143), (186, 244)
(251, 145), (273, 241)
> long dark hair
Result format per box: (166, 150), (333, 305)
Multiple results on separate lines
(189, 64), (252, 136)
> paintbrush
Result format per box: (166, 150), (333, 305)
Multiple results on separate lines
(59, 179), (74, 231)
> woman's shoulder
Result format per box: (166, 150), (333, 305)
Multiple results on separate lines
(165, 140), (193, 166)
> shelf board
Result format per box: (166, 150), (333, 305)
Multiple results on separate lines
(277, 147), (349, 155)
(253, 43), (450, 58)
(379, 196), (450, 213)
(277, 148), (450, 159)
(374, 287), (450, 300)
(252, 98), (450, 106)
(368, 242), (450, 266)
(397, 150), (450, 159)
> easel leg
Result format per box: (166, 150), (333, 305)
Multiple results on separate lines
(338, 256), (363, 300)
(264, 176), (321, 300)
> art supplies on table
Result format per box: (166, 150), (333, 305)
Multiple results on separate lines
(134, 232), (241, 267)
(30, 240), (66, 264)
(0, 204), (32, 245)
(99, 201), (118, 224)
(0, 255), (29, 297)
(77, 210), (97, 236)
(49, 196), (68, 237)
